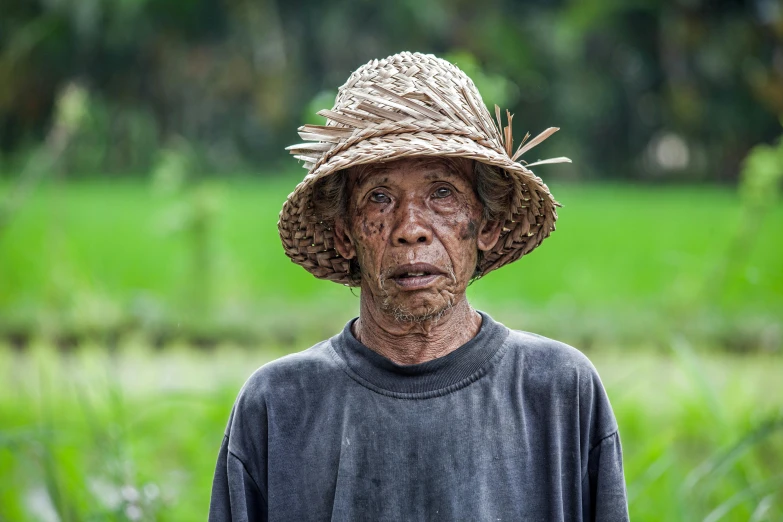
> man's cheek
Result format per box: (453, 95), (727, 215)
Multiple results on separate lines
(459, 220), (478, 241)
(358, 216), (387, 239)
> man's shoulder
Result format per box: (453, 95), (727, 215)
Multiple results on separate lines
(499, 325), (618, 436)
(500, 326), (604, 392)
(236, 337), (342, 404)
(504, 327), (596, 370)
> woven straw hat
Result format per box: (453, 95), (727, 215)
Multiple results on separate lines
(280, 51), (570, 285)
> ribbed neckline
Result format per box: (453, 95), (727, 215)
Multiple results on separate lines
(329, 311), (510, 398)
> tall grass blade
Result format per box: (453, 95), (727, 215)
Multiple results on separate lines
(685, 415), (783, 492)
(670, 336), (724, 427)
(703, 475), (783, 522)
(749, 494), (775, 522)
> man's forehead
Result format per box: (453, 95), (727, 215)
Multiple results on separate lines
(351, 157), (473, 186)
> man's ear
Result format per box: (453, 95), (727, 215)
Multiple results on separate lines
(332, 218), (357, 260)
(476, 219), (503, 252)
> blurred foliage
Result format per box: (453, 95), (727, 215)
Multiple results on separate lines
(739, 122), (783, 210)
(151, 140), (223, 317)
(0, 82), (88, 235)
(1, 0), (783, 179)
(704, 121), (783, 301)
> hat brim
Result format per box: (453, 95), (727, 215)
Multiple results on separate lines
(278, 132), (558, 286)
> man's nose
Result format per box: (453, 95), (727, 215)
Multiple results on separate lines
(391, 200), (432, 246)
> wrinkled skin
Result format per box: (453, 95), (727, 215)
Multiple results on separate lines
(333, 157), (502, 365)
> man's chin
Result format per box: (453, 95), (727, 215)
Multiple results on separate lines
(381, 293), (455, 323)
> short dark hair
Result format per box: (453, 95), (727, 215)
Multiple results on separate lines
(312, 158), (513, 282)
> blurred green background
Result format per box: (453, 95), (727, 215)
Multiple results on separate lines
(1, 0), (782, 520)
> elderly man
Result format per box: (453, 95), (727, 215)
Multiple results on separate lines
(209, 52), (629, 521)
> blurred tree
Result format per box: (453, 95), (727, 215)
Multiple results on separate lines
(151, 137), (222, 318)
(0, 0), (781, 180)
(716, 119), (783, 294)
(0, 82), (88, 235)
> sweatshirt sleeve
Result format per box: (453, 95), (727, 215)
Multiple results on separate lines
(582, 431), (630, 522)
(208, 434), (267, 522)
(209, 369), (271, 522)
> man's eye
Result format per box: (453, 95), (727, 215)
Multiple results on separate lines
(433, 187), (452, 198)
(370, 192), (390, 203)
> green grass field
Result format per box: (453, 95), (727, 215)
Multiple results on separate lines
(0, 177), (781, 350)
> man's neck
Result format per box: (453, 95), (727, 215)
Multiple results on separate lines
(353, 294), (482, 365)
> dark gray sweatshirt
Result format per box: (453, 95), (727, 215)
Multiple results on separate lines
(209, 312), (629, 521)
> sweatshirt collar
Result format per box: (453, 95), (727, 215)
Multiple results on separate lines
(331, 311), (509, 397)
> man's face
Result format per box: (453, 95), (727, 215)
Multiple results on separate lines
(334, 157), (501, 322)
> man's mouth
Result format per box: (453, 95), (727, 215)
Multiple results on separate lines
(389, 263), (444, 289)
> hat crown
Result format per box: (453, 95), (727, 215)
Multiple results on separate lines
(287, 52), (508, 176)
(332, 52), (501, 145)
